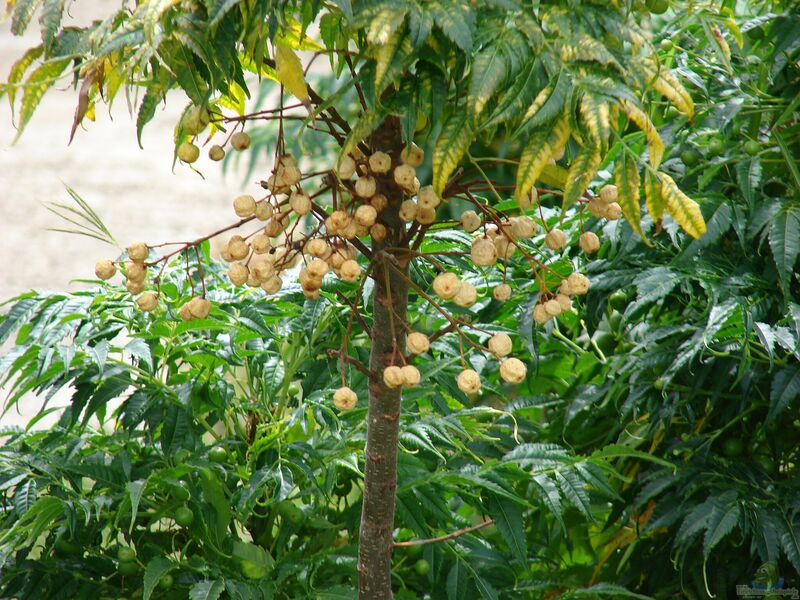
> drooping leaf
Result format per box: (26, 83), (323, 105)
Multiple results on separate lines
(373, 26), (413, 96)
(11, 0), (43, 35)
(488, 496), (526, 561)
(620, 99), (664, 168)
(768, 208), (800, 294)
(644, 170), (665, 222)
(143, 557), (173, 600)
(767, 365), (800, 423)
(564, 142), (602, 208)
(579, 93), (611, 150)
(275, 39), (310, 103)
(189, 580), (225, 600)
(39, 0), (65, 50)
(515, 114), (570, 204)
(14, 58), (71, 140)
(432, 111), (473, 196)
(658, 172), (707, 239)
(704, 494), (740, 559)
(468, 43), (507, 122)
(616, 152), (646, 241)
(366, 6), (408, 44)
(429, 0), (475, 51)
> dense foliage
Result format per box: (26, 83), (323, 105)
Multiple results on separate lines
(1, 0), (799, 599)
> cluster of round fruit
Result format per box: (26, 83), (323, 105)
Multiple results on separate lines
(586, 184), (623, 221)
(95, 242), (210, 320)
(532, 272), (591, 325)
(175, 105), (252, 164)
(332, 330), (527, 411)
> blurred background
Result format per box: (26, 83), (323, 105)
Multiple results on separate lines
(0, 2), (259, 425)
(0, 2), (249, 300)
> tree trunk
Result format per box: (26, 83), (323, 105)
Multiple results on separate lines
(358, 117), (408, 599)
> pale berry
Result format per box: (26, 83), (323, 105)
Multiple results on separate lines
(500, 358), (527, 384)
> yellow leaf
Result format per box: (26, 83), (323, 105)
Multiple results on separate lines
(615, 152), (647, 243)
(275, 40), (309, 103)
(432, 111), (473, 196)
(563, 142), (602, 207)
(514, 115), (570, 204)
(540, 164), (568, 189)
(644, 171), (665, 222)
(620, 99), (664, 169)
(580, 94), (611, 150)
(638, 59), (694, 118)
(658, 172), (707, 239)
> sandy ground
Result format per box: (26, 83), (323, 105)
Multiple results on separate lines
(0, 3), (272, 427)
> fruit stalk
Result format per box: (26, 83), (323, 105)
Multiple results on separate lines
(358, 118), (408, 599)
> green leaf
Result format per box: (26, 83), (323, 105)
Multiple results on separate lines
(768, 208), (800, 294)
(767, 365), (800, 423)
(137, 85), (166, 149)
(432, 111), (473, 196)
(11, 0), (43, 35)
(703, 495), (740, 559)
(126, 480), (146, 533)
(517, 71), (570, 138)
(468, 43), (507, 122)
(15, 58), (71, 140)
(14, 480), (37, 517)
(590, 444), (675, 469)
(560, 583), (654, 599)
(232, 541), (275, 579)
(555, 470), (594, 520)
(779, 514), (800, 573)
(6, 44), (44, 120)
(366, 6), (408, 44)
(736, 158), (762, 206)
(39, 0), (65, 50)
(143, 557), (173, 600)
(189, 580), (225, 600)
(447, 560), (469, 600)
(429, 0), (474, 51)
(488, 496), (526, 561)
(206, 0), (244, 28)
(483, 59), (539, 129)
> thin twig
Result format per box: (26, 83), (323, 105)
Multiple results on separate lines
(393, 519), (495, 547)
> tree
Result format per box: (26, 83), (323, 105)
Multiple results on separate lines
(9, 0), (786, 598)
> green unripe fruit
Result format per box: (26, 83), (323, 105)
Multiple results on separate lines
(680, 149), (699, 167)
(54, 538), (81, 556)
(608, 290), (629, 311)
(707, 138), (725, 157)
(209, 145), (225, 161)
(182, 106), (209, 135)
(174, 506), (194, 527)
(287, 383), (301, 396)
(653, 377), (665, 390)
(646, 0), (670, 13)
(722, 438), (744, 457)
(158, 573), (174, 589)
(208, 446), (227, 463)
(659, 39), (673, 52)
(117, 547), (136, 563)
(277, 500), (305, 525)
(231, 131), (251, 151)
(744, 140), (760, 156)
(118, 560), (139, 576)
(177, 142), (200, 163)
(171, 481), (190, 502)
(414, 559), (430, 576)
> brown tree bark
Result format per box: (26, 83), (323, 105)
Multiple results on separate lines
(358, 117), (409, 599)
